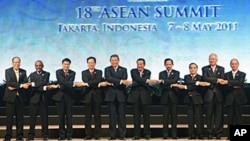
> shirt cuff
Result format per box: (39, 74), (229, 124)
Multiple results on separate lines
(20, 84), (23, 88)
(120, 80), (122, 85)
(43, 86), (47, 91)
(31, 82), (35, 87)
(184, 85), (187, 89)
(195, 81), (200, 86)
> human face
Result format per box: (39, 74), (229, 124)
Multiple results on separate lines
(209, 55), (217, 66)
(12, 58), (21, 70)
(189, 64), (198, 75)
(230, 60), (239, 71)
(137, 60), (145, 71)
(165, 60), (173, 71)
(35, 61), (43, 72)
(62, 61), (70, 71)
(110, 57), (119, 67)
(87, 58), (96, 70)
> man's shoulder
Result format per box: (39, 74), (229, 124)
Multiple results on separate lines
(202, 65), (210, 70)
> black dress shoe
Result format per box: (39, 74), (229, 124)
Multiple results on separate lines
(16, 138), (23, 141)
(198, 135), (204, 140)
(27, 136), (34, 141)
(3, 138), (10, 141)
(208, 135), (213, 139)
(188, 135), (196, 139)
(109, 137), (116, 140)
(216, 135), (221, 140)
(43, 136), (49, 141)
(144, 135), (150, 140)
(67, 137), (72, 140)
(84, 136), (92, 140)
(172, 136), (178, 139)
(132, 136), (140, 140)
(94, 137), (100, 140)
(163, 136), (168, 139)
(58, 137), (65, 140)
(119, 137), (126, 140)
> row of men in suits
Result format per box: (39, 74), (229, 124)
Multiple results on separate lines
(2, 53), (247, 141)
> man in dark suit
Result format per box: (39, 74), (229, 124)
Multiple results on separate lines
(76, 57), (106, 140)
(128, 58), (160, 140)
(104, 54), (131, 140)
(3, 56), (31, 141)
(159, 58), (180, 139)
(172, 63), (210, 139)
(223, 58), (247, 139)
(27, 60), (57, 141)
(52, 58), (76, 140)
(202, 53), (226, 139)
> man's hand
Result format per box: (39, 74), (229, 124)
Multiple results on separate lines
(99, 81), (113, 87)
(171, 83), (186, 89)
(121, 80), (132, 86)
(199, 82), (211, 87)
(147, 79), (162, 84)
(8, 86), (16, 90)
(47, 84), (59, 90)
(22, 83), (31, 89)
(217, 79), (228, 85)
(74, 82), (88, 87)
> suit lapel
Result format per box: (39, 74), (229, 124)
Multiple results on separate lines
(11, 69), (18, 82)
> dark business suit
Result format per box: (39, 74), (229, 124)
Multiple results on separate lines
(80, 69), (103, 138)
(52, 69), (75, 139)
(28, 71), (50, 139)
(159, 69), (180, 138)
(183, 74), (204, 137)
(104, 66), (127, 139)
(202, 65), (224, 137)
(224, 71), (247, 126)
(3, 67), (28, 140)
(127, 68), (152, 138)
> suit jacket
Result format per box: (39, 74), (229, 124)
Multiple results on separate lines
(202, 65), (225, 103)
(127, 68), (152, 104)
(52, 69), (75, 101)
(80, 69), (103, 104)
(183, 74), (204, 105)
(3, 67), (28, 103)
(159, 69), (180, 104)
(104, 65), (127, 102)
(224, 70), (247, 105)
(29, 71), (50, 104)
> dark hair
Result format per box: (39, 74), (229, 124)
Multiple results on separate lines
(110, 54), (119, 61)
(35, 60), (44, 67)
(137, 58), (146, 65)
(189, 62), (198, 68)
(164, 58), (173, 65)
(12, 56), (21, 62)
(87, 56), (96, 63)
(62, 58), (71, 64)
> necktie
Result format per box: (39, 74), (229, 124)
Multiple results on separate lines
(64, 72), (68, 77)
(167, 71), (170, 77)
(191, 75), (195, 80)
(90, 71), (94, 76)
